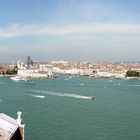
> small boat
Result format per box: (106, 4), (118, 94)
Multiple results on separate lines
(90, 96), (95, 99)
(80, 83), (84, 86)
(83, 96), (95, 100)
(10, 75), (28, 81)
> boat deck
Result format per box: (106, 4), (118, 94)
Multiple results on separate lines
(0, 113), (20, 140)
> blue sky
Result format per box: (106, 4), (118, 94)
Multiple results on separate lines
(0, 0), (140, 62)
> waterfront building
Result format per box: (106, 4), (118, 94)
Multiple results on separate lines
(16, 57), (140, 78)
(18, 69), (54, 78)
(17, 57), (54, 78)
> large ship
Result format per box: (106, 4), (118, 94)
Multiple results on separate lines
(10, 75), (28, 81)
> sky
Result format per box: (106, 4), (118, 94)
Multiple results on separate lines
(0, 0), (140, 62)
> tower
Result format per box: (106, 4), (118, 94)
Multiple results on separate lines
(27, 56), (33, 69)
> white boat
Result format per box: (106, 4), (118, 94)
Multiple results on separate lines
(10, 75), (28, 81)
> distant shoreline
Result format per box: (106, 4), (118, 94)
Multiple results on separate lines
(0, 74), (15, 77)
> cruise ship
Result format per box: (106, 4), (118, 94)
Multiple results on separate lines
(10, 75), (28, 81)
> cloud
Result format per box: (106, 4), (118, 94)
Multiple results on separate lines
(0, 23), (140, 38)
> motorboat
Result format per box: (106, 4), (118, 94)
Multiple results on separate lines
(10, 75), (28, 81)
(90, 96), (95, 99)
(81, 96), (95, 100)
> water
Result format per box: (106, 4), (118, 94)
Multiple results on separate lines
(0, 75), (140, 140)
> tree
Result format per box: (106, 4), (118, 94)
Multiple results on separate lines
(126, 70), (140, 77)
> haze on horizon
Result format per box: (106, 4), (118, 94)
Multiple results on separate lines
(0, 0), (140, 62)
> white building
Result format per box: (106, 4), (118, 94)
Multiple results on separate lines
(51, 66), (94, 76)
(18, 69), (54, 78)
(93, 69), (126, 78)
(17, 59), (54, 78)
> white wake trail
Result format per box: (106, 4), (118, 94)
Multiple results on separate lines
(29, 94), (45, 99)
(128, 85), (140, 87)
(30, 89), (94, 100)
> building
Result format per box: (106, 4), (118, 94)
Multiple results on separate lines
(18, 69), (54, 78)
(17, 57), (54, 78)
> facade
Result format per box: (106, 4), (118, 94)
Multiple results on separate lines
(51, 67), (94, 75)
(16, 57), (140, 79)
(18, 69), (54, 78)
(92, 69), (126, 78)
(17, 57), (54, 78)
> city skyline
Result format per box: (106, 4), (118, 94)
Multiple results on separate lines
(0, 0), (140, 62)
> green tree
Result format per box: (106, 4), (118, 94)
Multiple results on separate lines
(126, 70), (140, 77)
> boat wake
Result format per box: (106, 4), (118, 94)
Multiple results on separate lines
(29, 94), (45, 99)
(103, 85), (107, 88)
(114, 83), (121, 86)
(80, 83), (84, 86)
(26, 81), (34, 84)
(128, 85), (140, 87)
(0, 81), (6, 84)
(30, 89), (95, 100)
